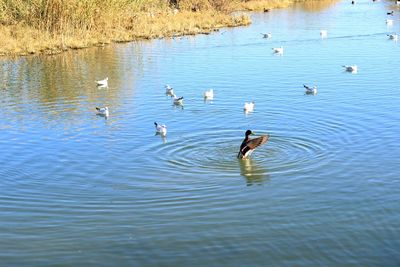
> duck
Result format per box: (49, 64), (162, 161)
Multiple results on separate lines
(351, 0), (355, 4)
(95, 77), (108, 87)
(165, 85), (174, 96)
(320, 30), (328, 38)
(243, 101), (255, 112)
(272, 46), (284, 54)
(262, 33), (272, 39)
(96, 106), (109, 117)
(303, 84), (318, 95)
(203, 88), (214, 99)
(171, 94), (184, 105)
(154, 122), (167, 136)
(387, 11), (394, 16)
(387, 33), (398, 41)
(386, 19), (394, 25)
(343, 65), (358, 73)
(237, 130), (269, 159)
(263, 8), (270, 12)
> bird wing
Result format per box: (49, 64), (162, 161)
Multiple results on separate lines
(245, 135), (269, 150)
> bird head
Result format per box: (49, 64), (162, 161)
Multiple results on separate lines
(245, 130), (253, 136)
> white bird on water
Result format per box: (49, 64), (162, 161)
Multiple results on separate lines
(262, 33), (272, 39)
(320, 30), (328, 38)
(96, 106), (109, 117)
(303, 84), (318, 95)
(244, 101), (255, 112)
(154, 122), (167, 136)
(272, 46), (284, 54)
(203, 88), (214, 99)
(387, 34), (398, 41)
(171, 94), (184, 105)
(343, 65), (358, 73)
(165, 85), (174, 96)
(386, 19), (394, 26)
(96, 77), (108, 87)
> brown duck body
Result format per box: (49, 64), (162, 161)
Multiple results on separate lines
(237, 130), (269, 159)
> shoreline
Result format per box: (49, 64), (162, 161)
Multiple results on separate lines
(0, 0), (300, 57)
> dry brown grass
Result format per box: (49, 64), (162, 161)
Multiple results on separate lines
(0, 0), (336, 56)
(0, 8), (250, 56)
(236, 0), (295, 11)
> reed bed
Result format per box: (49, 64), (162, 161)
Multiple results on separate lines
(0, 0), (329, 56)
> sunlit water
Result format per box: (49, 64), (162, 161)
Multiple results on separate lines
(1, 0), (400, 266)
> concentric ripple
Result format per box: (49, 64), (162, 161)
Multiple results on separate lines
(144, 129), (334, 177)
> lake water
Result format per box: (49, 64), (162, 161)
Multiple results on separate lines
(1, 0), (400, 266)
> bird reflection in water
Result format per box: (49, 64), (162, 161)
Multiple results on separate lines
(238, 158), (270, 186)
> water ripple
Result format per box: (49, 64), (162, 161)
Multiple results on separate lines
(144, 129), (333, 176)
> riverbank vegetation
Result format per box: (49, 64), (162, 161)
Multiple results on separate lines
(0, 0), (327, 56)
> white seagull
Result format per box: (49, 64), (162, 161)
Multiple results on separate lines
(96, 106), (109, 117)
(303, 84), (318, 95)
(95, 77), (108, 87)
(320, 30), (328, 38)
(387, 34), (398, 41)
(165, 85), (174, 96)
(154, 122), (167, 136)
(203, 88), (214, 99)
(262, 33), (272, 39)
(272, 46), (284, 54)
(343, 65), (358, 73)
(172, 94), (184, 105)
(244, 101), (255, 112)
(386, 19), (394, 26)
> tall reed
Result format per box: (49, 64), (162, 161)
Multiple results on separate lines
(0, 0), (338, 56)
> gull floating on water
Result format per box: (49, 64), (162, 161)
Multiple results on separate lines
(303, 84), (318, 95)
(320, 30), (328, 38)
(386, 19), (394, 26)
(387, 34), (398, 41)
(343, 65), (358, 73)
(237, 130), (269, 159)
(96, 106), (109, 117)
(244, 101), (255, 112)
(171, 94), (184, 105)
(95, 77), (108, 87)
(272, 46), (284, 54)
(203, 88), (214, 99)
(262, 33), (272, 39)
(154, 122), (167, 136)
(165, 85), (174, 96)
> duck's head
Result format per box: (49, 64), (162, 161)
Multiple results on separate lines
(245, 130), (253, 136)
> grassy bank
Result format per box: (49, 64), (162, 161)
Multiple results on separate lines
(0, 0), (304, 56)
